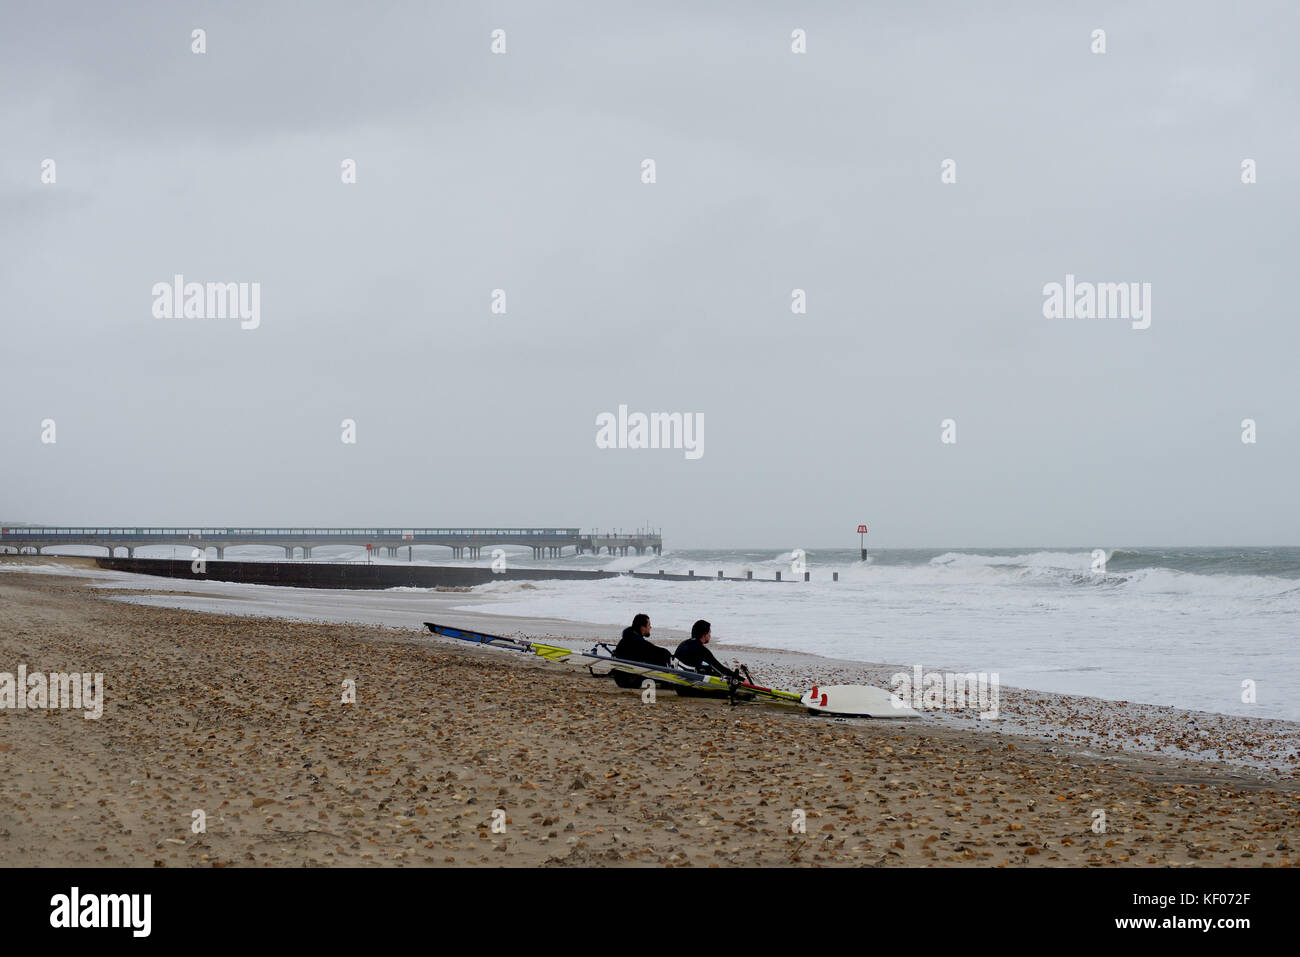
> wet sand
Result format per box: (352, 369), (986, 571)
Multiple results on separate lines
(0, 562), (1296, 867)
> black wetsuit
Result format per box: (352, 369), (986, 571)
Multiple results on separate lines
(674, 637), (737, 680)
(611, 626), (672, 688)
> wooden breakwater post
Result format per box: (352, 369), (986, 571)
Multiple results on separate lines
(717, 570), (723, 579)
(804, 571), (810, 581)
(746, 570), (752, 580)
(833, 571), (839, 581)
(776, 571), (781, 581)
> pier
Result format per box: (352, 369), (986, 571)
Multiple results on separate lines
(0, 526), (663, 560)
(576, 533), (663, 557)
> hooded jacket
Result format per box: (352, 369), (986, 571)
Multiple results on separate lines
(613, 626), (672, 667)
(610, 625), (673, 689)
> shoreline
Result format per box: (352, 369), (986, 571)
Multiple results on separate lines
(1, 566), (1297, 867)
(3, 556), (1298, 777)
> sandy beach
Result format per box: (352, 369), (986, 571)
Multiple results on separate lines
(1, 559), (1296, 867)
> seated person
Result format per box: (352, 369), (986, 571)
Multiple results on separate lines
(611, 613), (672, 688)
(674, 619), (740, 682)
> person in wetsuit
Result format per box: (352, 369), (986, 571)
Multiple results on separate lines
(674, 619), (740, 682)
(610, 613), (672, 688)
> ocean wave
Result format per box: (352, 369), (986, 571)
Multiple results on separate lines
(928, 550), (1093, 570)
(1118, 566), (1300, 598)
(648, 551), (1300, 598)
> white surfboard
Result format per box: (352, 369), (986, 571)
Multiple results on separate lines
(800, 684), (920, 719)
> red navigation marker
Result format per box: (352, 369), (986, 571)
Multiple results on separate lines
(856, 524), (868, 534)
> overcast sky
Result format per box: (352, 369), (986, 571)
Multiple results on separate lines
(2, 1), (1296, 548)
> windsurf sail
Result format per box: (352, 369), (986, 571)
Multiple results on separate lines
(423, 621), (917, 718)
(424, 622), (575, 662)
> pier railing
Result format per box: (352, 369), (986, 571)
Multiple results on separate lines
(0, 526), (663, 559)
